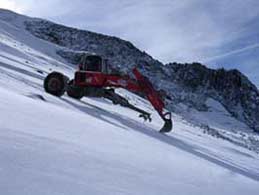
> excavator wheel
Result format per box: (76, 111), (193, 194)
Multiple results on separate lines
(67, 79), (84, 99)
(44, 72), (67, 97)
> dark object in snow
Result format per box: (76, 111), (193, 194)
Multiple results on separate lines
(27, 93), (46, 101)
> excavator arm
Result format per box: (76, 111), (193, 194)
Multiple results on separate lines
(103, 68), (173, 133)
(73, 66), (172, 132)
(132, 68), (172, 133)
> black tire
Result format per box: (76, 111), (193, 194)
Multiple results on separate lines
(44, 72), (67, 97)
(67, 80), (84, 99)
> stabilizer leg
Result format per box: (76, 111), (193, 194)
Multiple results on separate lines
(103, 89), (152, 122)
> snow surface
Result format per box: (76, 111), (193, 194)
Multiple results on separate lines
(0, 9), (259, 195)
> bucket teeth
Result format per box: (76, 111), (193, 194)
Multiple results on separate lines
(159, 119), (173, 133)
(159, 112), (173, 133)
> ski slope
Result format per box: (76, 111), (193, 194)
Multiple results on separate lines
(0, 9), (259, 195)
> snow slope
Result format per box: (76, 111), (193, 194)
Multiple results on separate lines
(1, 9), (259, 195)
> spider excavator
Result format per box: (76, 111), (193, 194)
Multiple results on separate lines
(44, 54), (172, 133)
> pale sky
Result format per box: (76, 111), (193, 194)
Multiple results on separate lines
(0, 0), (259, 85)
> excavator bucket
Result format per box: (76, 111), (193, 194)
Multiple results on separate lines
(159, 112), (173, 133)
(132, 68), (173, 133)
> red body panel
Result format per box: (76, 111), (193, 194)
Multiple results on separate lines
(74, 71), (141, 91)
(75, 71), (106, 87)
(132, 68), (164, 116)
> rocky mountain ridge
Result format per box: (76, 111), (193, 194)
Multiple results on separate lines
(165, 62), (259, 132)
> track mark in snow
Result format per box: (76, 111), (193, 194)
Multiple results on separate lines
(0, 53), (49, 75)
(0, 61), (44, 80)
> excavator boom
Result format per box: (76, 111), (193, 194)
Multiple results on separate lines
(132, 68), (172, 133)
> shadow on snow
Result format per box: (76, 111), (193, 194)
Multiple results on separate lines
(63, 97), (259, 182)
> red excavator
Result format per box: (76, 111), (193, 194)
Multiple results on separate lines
(43, 54), (172, 133)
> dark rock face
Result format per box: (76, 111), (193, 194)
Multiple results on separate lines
(166, 62), (259, 132)
(24, 19), (259, 132)
(25, 20), (162, 72)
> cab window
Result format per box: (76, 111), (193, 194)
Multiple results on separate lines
(83, 56), (102, 72)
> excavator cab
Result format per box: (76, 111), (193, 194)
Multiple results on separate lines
(79, 54), (108, 73)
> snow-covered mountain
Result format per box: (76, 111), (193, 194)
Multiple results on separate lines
(164, 62), (259, 133)
(20, 11), (259, 133)
(0, 9), (259, 195)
